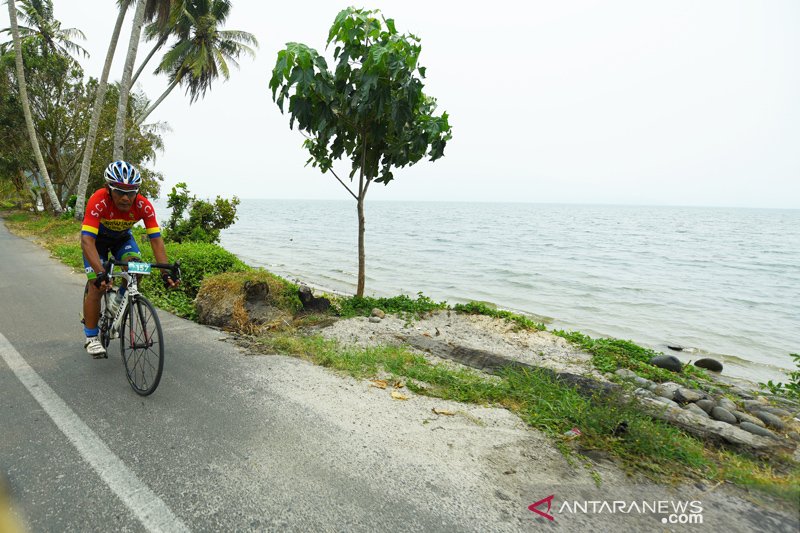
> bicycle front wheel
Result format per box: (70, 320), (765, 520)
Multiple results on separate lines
(120, 295), (164, 396)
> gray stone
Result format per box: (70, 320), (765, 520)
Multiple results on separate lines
(693, 358), (723, 372)
(695, 399), (716, 414)
(710, 407), (738, 424)
(743, 400), (768, 414)
(369, 316), (382, 323)
(653, 396), (680, 410)
(757, 406), (794, 419)
(649, 354), (683, 373)
(634, 388), (656, 399)
(674, 388), (705, 404)
(732, 411), (766, 428)
(614, 368), (638, 380)
(667, 344), (684, 351)
(789, 432), (800, 443)
(370, 308), (386, 319)
(684, 403), (709, 418)
(653, 382), (681, 400)
(739, 422), (777, 438)
(717, 397), (738, 412)
(755, 411), (786, 430)
(633, 376), (654, 388)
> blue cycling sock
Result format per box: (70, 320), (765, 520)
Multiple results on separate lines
(84, 327), (99, 337)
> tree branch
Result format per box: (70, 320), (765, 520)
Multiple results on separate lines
(327, 167), (358, 201)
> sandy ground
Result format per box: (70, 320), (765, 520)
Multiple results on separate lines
(254, 310), (800, 532)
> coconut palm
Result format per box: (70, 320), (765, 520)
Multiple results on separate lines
(0, 0), (88, 60)
(5, 0), (62, 213)
(134, 0), (257, 126)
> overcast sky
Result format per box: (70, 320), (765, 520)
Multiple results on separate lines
(5, 1), (800, 207)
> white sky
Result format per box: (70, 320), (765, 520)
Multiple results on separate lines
(5, 0), (800, 207)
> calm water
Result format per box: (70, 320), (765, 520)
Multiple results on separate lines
(216, 200), (799, 383)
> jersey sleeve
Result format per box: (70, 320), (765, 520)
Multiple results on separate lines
(81, 189), (107, 238)
(137, 196), (162, 239)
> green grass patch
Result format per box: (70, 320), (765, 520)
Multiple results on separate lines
(553, 330), (711, 387)
(336, 292), (448, 319)
(454, 301), (546, 331)
(254, 332), (799, 502)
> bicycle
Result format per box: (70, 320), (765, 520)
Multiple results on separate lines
(84, 258), (181, 396)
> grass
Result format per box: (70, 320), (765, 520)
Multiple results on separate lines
(254, 331), (800, 503)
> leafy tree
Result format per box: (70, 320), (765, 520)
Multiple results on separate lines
(164, 182), (239, 243)
(269, 7), (452, 296)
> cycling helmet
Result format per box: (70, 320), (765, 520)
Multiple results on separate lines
(104, 161), (141, 190)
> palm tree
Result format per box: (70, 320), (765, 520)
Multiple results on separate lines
(134, 0), (257, 126)
(0, 0), (88, 60)
(5, 0), (62, 213)
(74, 0), (131, 219)
(112, 0), (147, 160)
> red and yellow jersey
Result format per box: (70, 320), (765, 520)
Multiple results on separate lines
(81, 188), (161, 240)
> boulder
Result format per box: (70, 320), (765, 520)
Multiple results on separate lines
(654, 382), (681, 401)
(674, 388), (705, 404)
(756, 406), (794, 419)
(684, 403), (709, 418)
(732, 410), (766, 428)
(615, 368), (638, 380)
(717, 397), (738, 412)
(695, 399), (716, 414)
(667, 344), (684, 352)
(755, 411), (786, 431)
(739, 422), (777, 438)
(195, 276), (294, 331)
(369, 316), (382, 323)
(649, 354), (683, 373)
(370, 308), (386, 319)
(710, 407), (738, 425)
(693, 358), (723, 372)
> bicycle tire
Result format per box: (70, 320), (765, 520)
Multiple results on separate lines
(119, 295), (164, 396)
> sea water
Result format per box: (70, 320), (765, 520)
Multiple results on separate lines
(214, 200), (798, 383)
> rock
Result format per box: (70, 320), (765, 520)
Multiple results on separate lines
(195, 277), (293, 330)
(633, 376), (654, 389)
(298, 285), (331, 313)
(739, 422), (777, 438)
(653, 382), (681, 400)
(789, 432), (800, 443)
(732, 411), (766, 428)
(370, 308), (386, 319)
(756, 406), (794, 419)
(717, 397), (738, 412)
(693, 358), (723, 372)
(649, 355), (683, 373)
(755, 411), (786, 430)
(695, 399), (716, 414)
(743, 400), (767, 414)
(710, 407), (738, 424)
(638, 397), (794, 454)
(369, 316), (382, 323)
(674, 388), (705, 404)
(667, 344), (684, 352)
(684, 403), (709, 418)
(614, 368), (638, 380)
(653, 396), (680, 410)
(634, 388), (656, 399)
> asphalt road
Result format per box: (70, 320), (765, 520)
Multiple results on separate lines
(0, 221), (499, 533)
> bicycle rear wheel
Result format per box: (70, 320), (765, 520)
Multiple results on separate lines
(120, 295), (164, 396)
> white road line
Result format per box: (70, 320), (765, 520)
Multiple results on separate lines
(0, 333), (190, 533)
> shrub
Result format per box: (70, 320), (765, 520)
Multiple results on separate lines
(164, 182), (239, 244)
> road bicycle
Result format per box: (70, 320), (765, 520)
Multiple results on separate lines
(84, 258), (180, 396)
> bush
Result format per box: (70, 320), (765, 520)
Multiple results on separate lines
(164, 182), (239, 244)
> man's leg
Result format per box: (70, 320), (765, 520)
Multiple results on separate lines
(82, 245), (108, 358)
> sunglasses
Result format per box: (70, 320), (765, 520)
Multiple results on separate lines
(109, 186), (139, 198)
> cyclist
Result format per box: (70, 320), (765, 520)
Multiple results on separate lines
(81, 161), (179, 357)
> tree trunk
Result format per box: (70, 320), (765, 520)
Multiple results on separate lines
(74, 0), (129, 220)
(7, 0), (62, 214)
(130, 33), (168, 87)
(356, 196), (366, 297)
(113, 0), (147, 160)
(135, 76), (180, 126)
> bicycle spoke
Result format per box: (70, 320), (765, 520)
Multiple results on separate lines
(120, 297), (164, 396)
